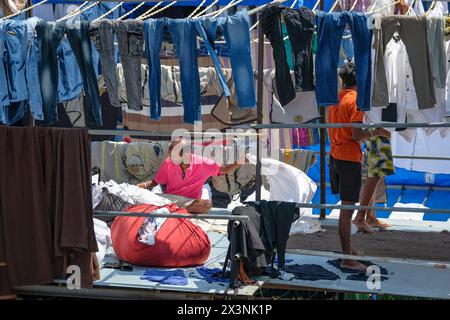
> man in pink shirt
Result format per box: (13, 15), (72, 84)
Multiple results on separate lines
(137, 138), (244, 214)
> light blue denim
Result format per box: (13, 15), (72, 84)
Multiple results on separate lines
(3, 20), (28, 103)
(25, 17), (44, 121)
(57, 38), (84, 102)
(338, 29), (354, 67)
(315, 11), (372, 111)
(199, 10), (256, 108)
(145, 18), (201, 123)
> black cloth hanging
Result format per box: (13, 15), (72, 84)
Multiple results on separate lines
(0, 126), (97, 297)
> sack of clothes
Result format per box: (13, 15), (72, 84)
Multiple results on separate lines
(111, 204), (211, 268)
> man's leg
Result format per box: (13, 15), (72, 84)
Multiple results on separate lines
(334, 158), (367, 272)
(354, 176), (379, 233)
(339, 201), (367, 272)
(186, 199), (212, 214)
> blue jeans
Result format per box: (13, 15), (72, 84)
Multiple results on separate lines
(315, 11), (372, 111)
(57, 38), (84, 103)
(0, 22), (10, 122)
(199, 10), (256, 109)
(36, 20), (67, 125)
(145, 18), (201, 123)
(66, 21), (102, 128)
(3, 20), (28, 103)
(25, 17), (44, 121)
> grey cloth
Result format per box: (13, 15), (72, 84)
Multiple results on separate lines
(426, 16), (446, 89)
(89, 19), (120, 108)
(114, 20), (144, 111)
(373, 16), (436, 109)
(63, 94), (85, 127)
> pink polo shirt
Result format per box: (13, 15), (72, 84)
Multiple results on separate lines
(154, 153), (221, 199)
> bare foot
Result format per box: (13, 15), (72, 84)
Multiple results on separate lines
(341, 259), (368, 272)
(367, 218), (391, 229)
(353, 219), (376, 234)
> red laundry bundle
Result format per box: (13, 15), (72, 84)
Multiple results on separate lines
(111, 204), (211, 267)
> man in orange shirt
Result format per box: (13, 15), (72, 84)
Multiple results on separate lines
(328, 63), (389, 271)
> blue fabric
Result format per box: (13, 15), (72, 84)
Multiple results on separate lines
(57, 38), (84, 102)
(36, 20), (66, 125)
(2, 101), (27, 125)
(145, 18), (202, 123)
(25, 18), (44, 121)
(78, 2), (125, 77)
(196, 267), (229, 283)
(0, 22), (10, 118)
(66, 21), (102, 128)
(315, 11), (372, 111)
(200, 10), (256, 109)
(195, 20), (231, 97)
(339, 29), (354, 67)
(3, 20), (28, 103)
(140, 269), (188, 286)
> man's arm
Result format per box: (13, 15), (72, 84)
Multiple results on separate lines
(137, 180), (158, 190)
(352, 125), (391, 142)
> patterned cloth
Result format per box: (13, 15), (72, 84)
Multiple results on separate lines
(364, 134), (395, 178)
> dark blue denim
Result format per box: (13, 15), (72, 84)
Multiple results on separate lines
(66, 21), (102, 128)
(2, 101), (27, 125)
(57, 38), (84, 103)
(199, 10), (256, 109)
(0, 21), (10, 118)
(145, 18), (201, 123)
(315, 11), (372, 111)
(36, 21), (66, 125)
(3, 20), (28, 103)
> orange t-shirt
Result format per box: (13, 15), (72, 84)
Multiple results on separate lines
(327, 89), (365, 163)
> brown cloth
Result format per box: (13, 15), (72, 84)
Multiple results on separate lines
(0, 126), (98, 297)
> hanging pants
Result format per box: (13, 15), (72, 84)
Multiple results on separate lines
(315, 11), (372, 111)
(261, 3), (315, 106)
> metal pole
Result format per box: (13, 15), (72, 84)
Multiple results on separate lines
(255, 12), (264, 202)
(318, 0), (325, 219)
(319, 108), (326, 220)
(251, 122), (450, 129)
(93, 211), (250, 220)
(295, 202), (450, 215)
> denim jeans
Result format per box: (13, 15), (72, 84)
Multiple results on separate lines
(57, 38), (83, 103)
(25, 17), (44, 121)
(145, 18), (201, 123)
(261, 3), (315, 106)
(36, 20), (66, 125)
(90, 19), (120, 108)
(315, 11), (372, 111)
(4, 20), (28, 103)
(66, 21), (102, 128)
(2, 101), (27, 125)
(115, 20), (144, 112)
(0, 22), (10, 118)
(199, 10), (256, 109)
